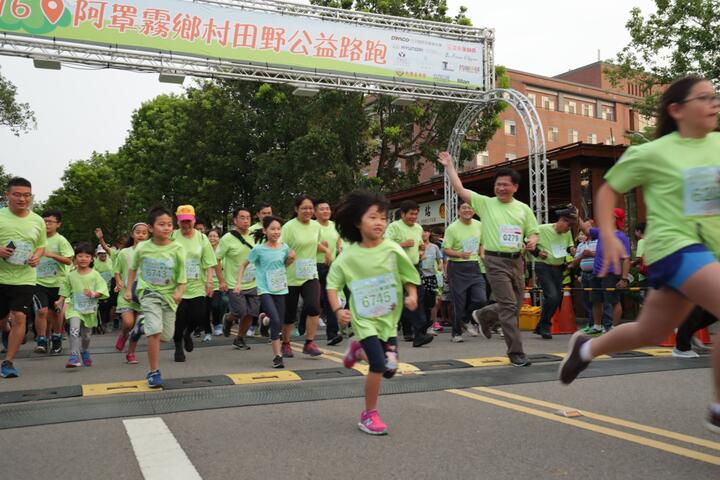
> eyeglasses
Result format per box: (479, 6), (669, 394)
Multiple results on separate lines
(44, 219), (58, 224)
(9, 192), (33, 199)
(680, 94), (720, 105)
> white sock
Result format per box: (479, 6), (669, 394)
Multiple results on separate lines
(711, 403), (720, 415)
(579, 340), (593, 362)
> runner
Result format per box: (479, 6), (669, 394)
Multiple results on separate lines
(171, 205), (219, 362)
(216, 208), (258, 350)
(34, 209), (73, 354)
(125, 207), (187, 388)
(93, 245), (115, 334)
(0, 177), (46, 377)
(438, 152), (539, 367)
(281, 195), (332, 357)
(442, 202), (486, 343)
(55, 242), (109, 368)
(328, 191), (420, 435)
(420, 228), (442, 335)
(249, 203), (273, 234)
(315, 199), (343, 346)
(558, 76), (720, 433)
(236, 216), (295, 368)
(207, 228), (228, 337)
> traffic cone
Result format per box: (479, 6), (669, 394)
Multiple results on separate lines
(696, 327), (712, 345)
(659, 330), (676, 347)
(550, 288), (576, 334)
(523, 289), (533, 306)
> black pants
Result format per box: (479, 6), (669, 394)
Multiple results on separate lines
(360, 336), (398, 378)
(400, 265), (428, 337)
(98, 299), (112, 326)
(260, 294), (285, 341)
(317, 263), (339, 339)
(285, 279), (321, 325)
(447, 261), (487, 337)
(535, 263), (564, 333)
(676, 308), (717, 351)
(174, 296), (206, 343)
(423, 280), (437, 329)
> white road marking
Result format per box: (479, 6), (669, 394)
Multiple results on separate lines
(123, 417), (202, 480)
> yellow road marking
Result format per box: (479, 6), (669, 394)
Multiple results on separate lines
(458, 357), (510, 367)
(290, 341), (420, 375)
(447, 389), (720, 466)
(634, 348), (674, 357)
(82, 380), (159, 396)
(226, 370), (301, 385)
(475, 387), (720, 452)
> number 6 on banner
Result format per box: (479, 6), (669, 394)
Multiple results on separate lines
(11, 0), (31, 18)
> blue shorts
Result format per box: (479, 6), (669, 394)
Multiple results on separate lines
(648, 244), (718, 291)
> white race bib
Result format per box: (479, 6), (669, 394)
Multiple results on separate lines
(684, 166), (720, 216)
(73, 292), (98, 315)
(266, 267), (288, 292)
(242, 263), (256, 283)
(351, 273), (397, 318)
(99, 271), (113, 285)
(186, 259), (201, 280)
(295, 259), (317, 280)
(6, 240), (33, 266)
(499, 225), (523, 249)
(37, 257), (60, 278)
(462, 236), (480, 254)
(142, 257), (174, 286)
(551, 243), (568, 259)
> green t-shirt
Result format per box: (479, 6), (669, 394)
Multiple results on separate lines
(535, 223), (574, 266)
(114, 246), (140, 310)
(36, 233), (74, 288)
(282, 218), (321, 286)
(316, 221), (340, 264)
(93, 256), (114, 288)
(604, 132), (720, 265)
(327, 240), (420, 342)
(216, 231), (256, 290)
(443, 219), (482, 262)
(470, 192), (539, 253)
(0, 208), (47, 286)
(249, 222), (262, 234)
(385, 219), (424, 264)
(636, 238), (647, 280)
(60, 269), (109, 327)
(171, 230), (217, 299)
(131, 240), (187, 311)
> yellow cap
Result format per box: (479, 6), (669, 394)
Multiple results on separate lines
(175, 205), (196, 221)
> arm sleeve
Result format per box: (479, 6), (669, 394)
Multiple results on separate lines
(395, 245), (421, 286)
(59, 275), (70, 298)
(470, 191), (487, 218)
(113, 251), (124, 275)
(523, 206), (540, 238)
(604, 146), (645, 194)
(442, 225), (456, 251)
(130, 246), (141, 270)
(200, 236), (217, 269)
(385, 222), (402, 243)
(247, 246), (259, 264)
(175, 248), (187, 284)
(326, 259), (346, 291)
(60, 238), (74, 258)
(95, 272), (110, 300)
(589, 227), (599, 241)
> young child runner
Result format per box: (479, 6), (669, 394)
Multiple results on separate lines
(55, 243), (109, 368)
(420, 228), (442, 335)
(206, 228), (228, 337)
(327, 191), (420, 435)
(113, 223), (149, 364)
(559, 76), (720, 432)
(125, 208), (186, 388)
(236, 216), (295, 368)
(93, 245), (114, 333)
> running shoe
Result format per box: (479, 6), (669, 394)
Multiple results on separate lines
(66, 354), (82, 368)
(193, 329), (202, 338)
(319, 318), (327, 328)
(508, 353), (532, 367)
(115, 334), (129, 352)
(233, 337), (250, 350)
(671, 348), (700, 358)
(471, 308), (493, 339)
(281, 342), (294, 358)
(126, 353), (138, 364)
(247, 326), (256, 337)
(358, 410), (388, 435)
(259, 313), (270, 327)
(202, 333), (212, 342)
(581, 325), (604, 337)
(222, 314), (233, 337)
(174, 344), (186, 362)
(432, 321), (444, 332)
(146, 370), (163, 388)
(412, 334), (433, 348)
(343, 340), (363, 368)
(327, 334), (343, 346)
(0, 360), (18, 378)
(705, 408), (720, 434)
(81, 351), (92, 367)
(183, 332), (194, 352)
(465, 322), (480, 337)
(213, 324), (224, 336)
(559, 331), (592, 384)
(50, 335), (62, 354)
(129, 317), (145, 343)
(272, 355), (284, 369)
(451, 335), (464, 343)
(34, 336), (48, 354)
(692, 336), (711, 350)
(303, 340), (322, 357)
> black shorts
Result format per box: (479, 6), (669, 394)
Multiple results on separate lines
(0, 284), (36, 318)
(33, 285), (61, 310)
(590, 274), (622, 305)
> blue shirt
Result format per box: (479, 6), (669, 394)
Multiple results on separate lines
(247, 243), (290, 295)
(589, 228), (631, 275)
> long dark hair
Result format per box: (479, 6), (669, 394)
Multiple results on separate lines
(655, 76), (706, 139)
(334, 191), (389, 243)
(252, 215), (283, 243)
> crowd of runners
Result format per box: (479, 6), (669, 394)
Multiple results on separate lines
(0, 75), (717, 435)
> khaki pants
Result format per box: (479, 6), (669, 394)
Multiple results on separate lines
(482, 255), (525, 355)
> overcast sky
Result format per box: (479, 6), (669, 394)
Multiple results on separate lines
(0, 0), (656, 201)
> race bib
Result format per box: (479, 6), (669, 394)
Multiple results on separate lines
(351, 273), (397, 318)
(684, 166), (720, 216)
(499, 225), (522, 249)
(551, 243), (568, 259)
(37, 257), (60, 278)
(462, 237), (480, 254)
(186, 259), (201, 280)
(99, 271), (113, 285)
(73, 292), (98, 315)
(295, 259), (317, 280)
(6, 240), (33, 266)
(242, 263), (256, 283)
(142, 257), (174, 286)
(266, 267), (288, 292)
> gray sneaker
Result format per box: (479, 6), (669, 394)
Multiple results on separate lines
(465, 323), (480, 337)
(471, 308), (493, 339)
(451, 335), (464, 343)
(671, 348), (700, 358)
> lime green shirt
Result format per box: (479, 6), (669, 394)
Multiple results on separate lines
(282, 218), (321, 286)
(316, 221), (340, 263)
(327, 240), (420, 342)
(216, 231), (256, 290)
(385, 219), (424, 264)
(470, 192), (539, 253)
(249, 222), (262, 234)
(171, 230), (217, 299)
(0, 208), (47, 286)
(443, 219), (482, 262)
(114, 246), (140, 311)
(636, 238), (647, 280)
(36, 233), (74, 288)
(605, 132), (720, 265)
(535, 223), (574, 266)
(60, 269), (109, 327)
(93, 256), (114, 288)
(131, 240), (187, 311)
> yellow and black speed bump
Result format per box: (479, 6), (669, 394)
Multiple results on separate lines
(410, 360), (472, 371)
(294, 367), (364, 381)
(0, 385), (82, 404)
(527, 353), (565, 364)
(609, 351), (653, 359)
(161, 375), (235, 391)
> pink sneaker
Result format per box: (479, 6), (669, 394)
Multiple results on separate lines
(432, 321), (444, 332)
(343, 340), (363, 369)
(115, 334), (128, 352)
(126, 353), (138, 364)
(358, 410), (388, 435)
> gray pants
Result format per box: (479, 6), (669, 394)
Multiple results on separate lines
(480, 255), (525, 355)
(68, 317), (92, 354)
(447, 261), (487, 336)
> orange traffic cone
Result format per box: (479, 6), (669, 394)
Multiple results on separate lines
(659, 330), (676, 347)
(551, 288), (576, 334)
(523, 289), (533, 306)
(696, 327), (712, 345)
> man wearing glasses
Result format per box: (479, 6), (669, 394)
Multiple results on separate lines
(0, 178), (46, 377)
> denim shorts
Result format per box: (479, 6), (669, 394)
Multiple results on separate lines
(648, 244), (718, 292)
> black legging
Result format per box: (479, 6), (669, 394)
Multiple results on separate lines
(360, 336), (399, 379)
(285, 279), (321, 325)
(260, 294), (285, 341)
(174, 296), (207, 343)
(676, 307), (717, 351)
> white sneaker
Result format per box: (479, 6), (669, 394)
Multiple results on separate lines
(319, 318), (327, 328)
(247, 327), (255, 337)
(451, 335), (464, 343)
(213, 325), (223, 336)
(691, 336), (711, 350)
(259, 313), (271, 327)
(672, 348), (700, 358)
(465, 323), (480, 337)
(202, 333), (212, 342)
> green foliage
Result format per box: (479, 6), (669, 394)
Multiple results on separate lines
(0, 67), (36, 136)
(0, 1), (72, 34)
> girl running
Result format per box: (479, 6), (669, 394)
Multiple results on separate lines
(236, 216), (295, 368)
(125, 207), (186, 388)
(559, 76), (720, 432)
(420, 228), (443, 334)
(207, 228), (228, 337)
(327, 191), (420, 435)
(114, 222), (149, 364)
(56, 242), (109, 368)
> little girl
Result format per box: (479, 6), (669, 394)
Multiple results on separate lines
(56, 242), (109, 368)
(327, 191), (420, 435)
(236, 216), (295, 368)
(125, 207), (186, 388)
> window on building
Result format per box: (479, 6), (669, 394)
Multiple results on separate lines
(605, 136), (616, 145)
(527, 93), (536, 106)
(542, 96), (555, 111)
(394, 159), (402, 171)
(505, 153), (517, 161)
(476, 151), (490, 167)
(582, 104), (594, 117)
(565, 101), (577, 114)
(504, 120), (517, 136)
(568, 129), (579, 143)
(548, 127), (559, 143)
(587, 133), (597, 144)
(602, 106), (616, 121)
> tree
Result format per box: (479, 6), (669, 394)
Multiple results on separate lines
(0, 68), (36, 136)
(607, 0), (720, 118)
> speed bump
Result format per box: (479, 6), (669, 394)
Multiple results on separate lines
(226, 370), (302, 385)
(458, 356), (510, 367)
(633, 348), (674, 357)
(82, 380), (159, 396)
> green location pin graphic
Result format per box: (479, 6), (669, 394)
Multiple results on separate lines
(41, 0), (65, 24)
